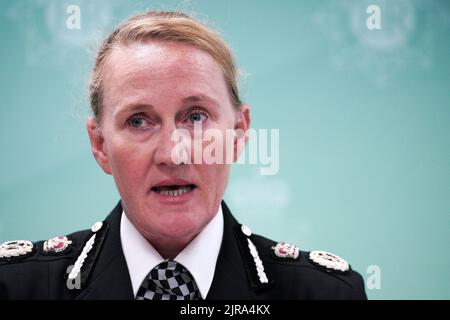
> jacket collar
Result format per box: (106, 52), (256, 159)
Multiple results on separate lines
(75, 201), (133, 300)
(206, 201), (257, 299)
(76, 200), (269, 300)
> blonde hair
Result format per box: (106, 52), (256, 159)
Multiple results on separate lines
(89, 11), (242, 122)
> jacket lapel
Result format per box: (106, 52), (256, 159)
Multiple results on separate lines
(76, 201), (134, 300)
(206, 201), (256, 299)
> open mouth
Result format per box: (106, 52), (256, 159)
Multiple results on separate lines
(151, 184), (197, 197)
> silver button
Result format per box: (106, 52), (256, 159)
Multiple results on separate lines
(241, 225), (252, 237)
(91, 221), (103, 233)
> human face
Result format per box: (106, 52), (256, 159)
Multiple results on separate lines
(87, 40), (249, 246)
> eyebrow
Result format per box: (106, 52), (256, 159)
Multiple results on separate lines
(113, 104), (154, 121)
(182, 94), (220, 108)
(114, 94), (220, 119)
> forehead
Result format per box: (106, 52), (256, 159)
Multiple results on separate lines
(102, 40), (229, 107)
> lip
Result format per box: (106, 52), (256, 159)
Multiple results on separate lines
(150, 178), (197, 205)
(152, 178), (195, 188)
(151, 186), (197, 205)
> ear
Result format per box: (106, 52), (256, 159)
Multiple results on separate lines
(233, 104), (251, 162)
(86, 118), (112, 175)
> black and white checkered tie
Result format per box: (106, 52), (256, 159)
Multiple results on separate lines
(136, 260), (201, 300)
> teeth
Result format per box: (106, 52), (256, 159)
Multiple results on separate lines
(155, 186), (193, 196)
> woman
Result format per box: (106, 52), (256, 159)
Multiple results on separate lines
(0, 11), (366, 300)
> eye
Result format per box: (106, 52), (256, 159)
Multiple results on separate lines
(188, 109), (208, 124)
(127, 114), (149, 129)
(130, 117), (143, 128)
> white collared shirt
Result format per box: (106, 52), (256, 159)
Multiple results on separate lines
(120, 205), (224, 299)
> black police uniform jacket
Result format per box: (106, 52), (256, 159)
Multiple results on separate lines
(0, 201), (367, 299)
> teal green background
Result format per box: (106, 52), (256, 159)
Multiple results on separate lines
(0, 0), (449, 299)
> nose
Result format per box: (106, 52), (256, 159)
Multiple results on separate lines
(153, 123), (185, 167)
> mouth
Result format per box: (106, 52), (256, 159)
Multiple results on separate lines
(151, 184), (197, 197)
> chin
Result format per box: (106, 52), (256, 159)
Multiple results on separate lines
(138, 197), (214, 239)
(147, 208), (203, 235)
(156, 220), (202, 240)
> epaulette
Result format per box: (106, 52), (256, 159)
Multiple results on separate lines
(234, 222), (355, 292)
(307, 250), (351, 274)
(250, 232), (352, 275)
(0, 235), (76, 263)
(0, 240), (35, 262)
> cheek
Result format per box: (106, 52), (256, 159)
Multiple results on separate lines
(107, 137), (150, 181)
(198, 164), (230, 195)
(195, 124), (233, 190)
